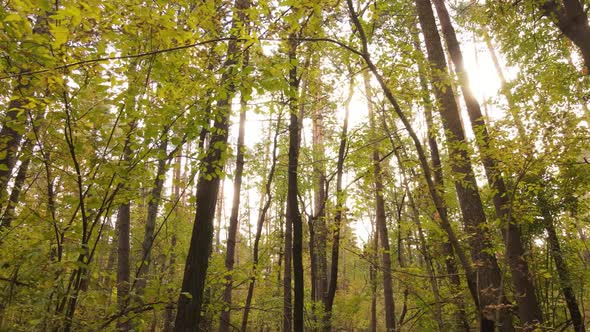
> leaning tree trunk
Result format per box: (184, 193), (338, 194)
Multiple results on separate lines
(173, 1), (249, 330)
(414, 0), (514, 330)
(411, 29), (471, 330)
(432, 0), (543, 328)
(482, 31), (527, 139)
(0, 12), (52, 215)
(345, 0), (479, 317)
(389, 138), (444, 331)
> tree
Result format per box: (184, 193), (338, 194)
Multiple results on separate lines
(174, 0), (250, 330)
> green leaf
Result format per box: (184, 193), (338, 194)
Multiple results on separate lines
(51, 25), (69, 47)
(4, 14), (22, 22)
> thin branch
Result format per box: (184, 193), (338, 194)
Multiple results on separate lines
(1, 37), (363, 81)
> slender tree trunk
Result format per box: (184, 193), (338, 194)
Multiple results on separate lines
(241, 114), (280, 332)
(369, 229), (378, 332)
(392, 146), (444, 331)
(538, 191), (585, 332)
(364, 73), (396, 332)
(310, 57), (328, 327)
(323, 75), (353, 331)
(219, 95), (248, 332)
(432, 1), (543, 328)
(116, 121), (135, 332)
(136, 138), (169, 299)
(164, 153), (183, 332)
(283, 195), (293, 332)
(286, 35), (304, 332)
(173, 1), (249, 330)
(215, 176), (224, 252)
(103, 223), (118, 310)
(414, 0), (515, 330)
(482, 32), (527, 139)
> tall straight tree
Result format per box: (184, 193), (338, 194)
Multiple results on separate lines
(432, 0), (543, 328)
(241, 112), (281, 332)
(135, 138), (170, 298)
(116, 83), (140, 332)
(219, 94), (248, 331)
(414, 0), (514, 330)
(323, 75), (353, 331)
(286, 34), (305, 332)
(309, 53), (328, 324)
(173, 0), (249, 330)
(364, 72), (396, 332)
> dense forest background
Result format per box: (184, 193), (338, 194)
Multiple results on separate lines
(1, 0), (590, 331)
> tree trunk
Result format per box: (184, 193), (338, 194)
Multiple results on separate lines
(219, 95), (248, 332)
(539, 0), (590, 73)
(364, 73), (396, 332)
(432, 0), (543, 328)
(323, 75), (352, 331)
(392, 147), (444, 331)
(173, 1), (249, 330)
(309, 55), (328, 327)
(164, 153), (183, 332)
(0, 80), (29, 207)
(286, 35), (304, 332)
(136, 138), (169, 299)
(241, 113), (280, 332)
(283, 195), (293, 332)
(482, 31), (527, 139)
(410, 32), (472, 331)
(0, 139), (32, 228)
(538, 191), (585, 332)
(369, 229), (378, 332)
(215, 175), (224, 252)
(116, 122), (134, 332)
(414, 0), (514, 330)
